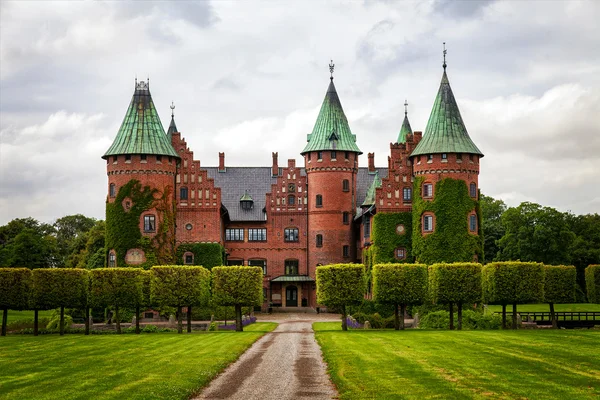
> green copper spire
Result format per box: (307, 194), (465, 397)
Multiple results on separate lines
(102, 80), (179, 159)
(362, 171), (382, 207)
(397, 100), (413, 144)
(301, 62), (362, 155)
(411, 64), (483, 157)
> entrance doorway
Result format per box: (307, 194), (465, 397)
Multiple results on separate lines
(286, 285), (298, 307)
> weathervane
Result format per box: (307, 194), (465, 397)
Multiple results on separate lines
(329, 59), (335, 80)
(404, 99), (408, 116)
(443, 42), (447, 70)
(170, 101), (175, 118)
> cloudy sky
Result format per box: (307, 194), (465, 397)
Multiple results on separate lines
(1, 0), (599, 225)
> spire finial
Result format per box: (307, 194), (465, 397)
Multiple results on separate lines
(404, 99), (408, 116)
(443, 42), (447, 70)
(329, 59), (335, 81)
(170, 101), (175, 118)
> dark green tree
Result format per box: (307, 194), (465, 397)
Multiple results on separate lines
(480, 194), (507, 263)
(568, 214), (600, 295)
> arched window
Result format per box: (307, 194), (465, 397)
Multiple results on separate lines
(342, 179), (349, 192)
(108, 250), (116, 267)
(470, 183), (477, 198)
(109, 183), (116, 198)
(316, 194), (323, 207)
(316, 234), (323, 247)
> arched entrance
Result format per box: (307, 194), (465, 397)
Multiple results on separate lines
(286, 285), (298, 307)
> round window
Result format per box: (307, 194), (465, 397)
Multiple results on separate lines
(396, 224), (405, 235)
(185, 223), (193, 230)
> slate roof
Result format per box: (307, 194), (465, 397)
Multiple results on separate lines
(361, 171), (382, 206)
(301, 79), (362, 155)
(103, 81), (179, 159)
(411, 69), (483, 157)
(203, 166), (386, 222)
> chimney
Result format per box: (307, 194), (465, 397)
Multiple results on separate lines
(272, 152), (278, 176)
(288, 159), (295, 168)
(368, 152), (375, 173)
(218, 152), (225, 172)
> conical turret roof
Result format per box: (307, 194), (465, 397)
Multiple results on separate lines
(411, 69), (483, 157)
(167, 115), (178, 137)
(301, 79), (361, 155)
(397, 114), (412, 144)
(102, 80), (179, 159)
(361, 171), (382, 207)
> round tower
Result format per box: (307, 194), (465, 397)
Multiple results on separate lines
(302, 62), (362, 272)
(409, 49), (484, 264)
(102, 79), (180, 268)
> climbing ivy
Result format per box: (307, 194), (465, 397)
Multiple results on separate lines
(412, 177), (483, 265)
(105, 179), (175, 269)
(370, 212), (413, 264)
(175, 243), (224, 269)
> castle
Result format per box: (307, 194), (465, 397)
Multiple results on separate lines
(102, 56), (484, 310)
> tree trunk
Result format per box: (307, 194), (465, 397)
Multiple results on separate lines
(341, 305), (348, 331)
(135, 306), (140, 334)
(85, 307), (90, 336)
(34, 309), (39, 337)
(550, 302), (557, 329)
(400, 304), (406, 330)
(502, 304), (507, 330)
(512, 303), (517, 330)
(235, 305), (243, 332)
(60, 306), (65, 336)
(115, 305), (121, 334)
(457, 302), (463, 330)
(187, 306), (192, 333)
(177, 306), (183, 334)
(394, 304), (399, 331)
(1, 308), (7, 336)
(449, 303), (454, 330)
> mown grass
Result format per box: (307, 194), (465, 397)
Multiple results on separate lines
(0, 322), (277, 400)
(4, 310), (54, 323)
(486, 303), (600, 313)
(314, 322), (600, 399)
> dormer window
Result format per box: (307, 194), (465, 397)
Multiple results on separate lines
(240, 190), (253, 210)
(329, 132), (339, 149)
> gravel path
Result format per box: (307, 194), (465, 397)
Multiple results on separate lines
(194, 315), (338, 400)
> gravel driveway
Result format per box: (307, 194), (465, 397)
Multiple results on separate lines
(194, 314), (339, 400)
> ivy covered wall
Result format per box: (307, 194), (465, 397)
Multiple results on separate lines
(370, 212), (414, 264)
(175, 243), (224, 269)
(412, 177), (483, 264)
(105, 179), (175, 269)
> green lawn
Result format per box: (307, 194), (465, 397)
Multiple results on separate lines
(486, 303), (600, 313)
(4, 310), (54, 323)
(314, 322), (600, 399)
(0, 322), (276, 400)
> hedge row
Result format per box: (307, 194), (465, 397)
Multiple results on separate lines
(0, 265), (263, 336)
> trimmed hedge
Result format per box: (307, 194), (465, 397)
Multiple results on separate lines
(316, 264), (365, 331)
(586, 265), (600, 303)
(175, 243), (224, 269)
(0, 268), (32, 336)
(212, 266), (263, 331)
(372, 263), (427, 330)
(370, 212), (413, 264)
(151, 266), (211, 333)
(428, 262), (482, 330)
(544, 265), (576, 328)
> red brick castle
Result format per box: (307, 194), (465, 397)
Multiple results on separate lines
(103, 56), (484, 310)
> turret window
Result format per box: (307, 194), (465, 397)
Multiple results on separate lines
(427, 154), (433, 163)
(112, 156), (117, 164)
(317, 151), (323, 160)
(441, 153), (447, 162)
(284, 228), (299, 242)
(143, 215), (156, 232)
(423, 214), (434, 233)
(180, 187), (188, 200)
(109, 183), (116, 198)
(342, 179), (350, 192)
(316, 194), (323, 207)
(470, 183), (477, 198)
(140, 154), (147, 162)
(457, 153), (462, 162)
(108, 251), (116, 268)
(156, 155), (162, 163)
(469, 214), (477, 233)
(403, 187), (412, 201)
(423, 183), (433, 198)
(331, 151), (337, 160)
(316, 234), (323, 247)
(345, 152), (350, 160)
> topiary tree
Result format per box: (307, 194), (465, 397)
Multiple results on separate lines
(151, 266), (211, 333)
(482, 262), (544, 329)
(138, 270), (152, 334)
(31, 269), (88, 336)
(89, 268), (144, 334)
(586, 265), (600, 304)
(211, 266), (262, 332)
(429, 263), (482, 330)
(0, 268), (32, 336)
(316, 264), (366, 331)
(372, 263), (427, 330)
(544, 265), (576, 328)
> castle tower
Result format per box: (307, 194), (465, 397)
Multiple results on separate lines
(410, 48), (484, 264)
(302, 62), (362, 271)
(102, 80), (180, 268)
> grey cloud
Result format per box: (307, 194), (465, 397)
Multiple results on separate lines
(433, 0), (495, 18)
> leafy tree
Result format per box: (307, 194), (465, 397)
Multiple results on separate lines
(480, 194), (507, 263)
(0, 268), (31, 336)
(150, 266), (210, 333)
(316, 264), (365, 331)
(568, 214), (600, 295)
(0, 217), (59, 268)
(544, 265), (576, 328)
(428, 263), (482, 330)
(69, 220), (106, 269)
(586, 265), (600, 304)
(212, 266), (263, 332)
(53, 214), (97, 267)
(372, 264), (427, 330)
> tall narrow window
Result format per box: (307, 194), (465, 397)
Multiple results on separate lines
(108, 251), (116, 267)
(125, 154), (132, 162)
(470, 183), (477, 198)
(343, 212), (349, 225)
(140, 154), (147, 162)
(316, 234), (323, 248)
(423, 183), (433, 198)
(288, 195), (296, 205)
(317, 151), (323, 160)
(180, 187), (189, 200)
(345, 151), (350, 160)
(441, 153), (447, 160)
(316, 194), (323, 207)
(364, 216), (371, 238)
(427, 154), (433, 162)
(331, 151), (337, 160)
(343, 245), (349, 258)
(284, 228), (299, 242)
(403, 187), (412, 201)
(144, 215), (156, 232)
(342, 179), (350, 192)
(285, 259), (299, 275)
(423, 215), (434, 232)
(109, 183), (116, 198)
(469, 214), (477, 232)
(156, 155), (162, 163)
